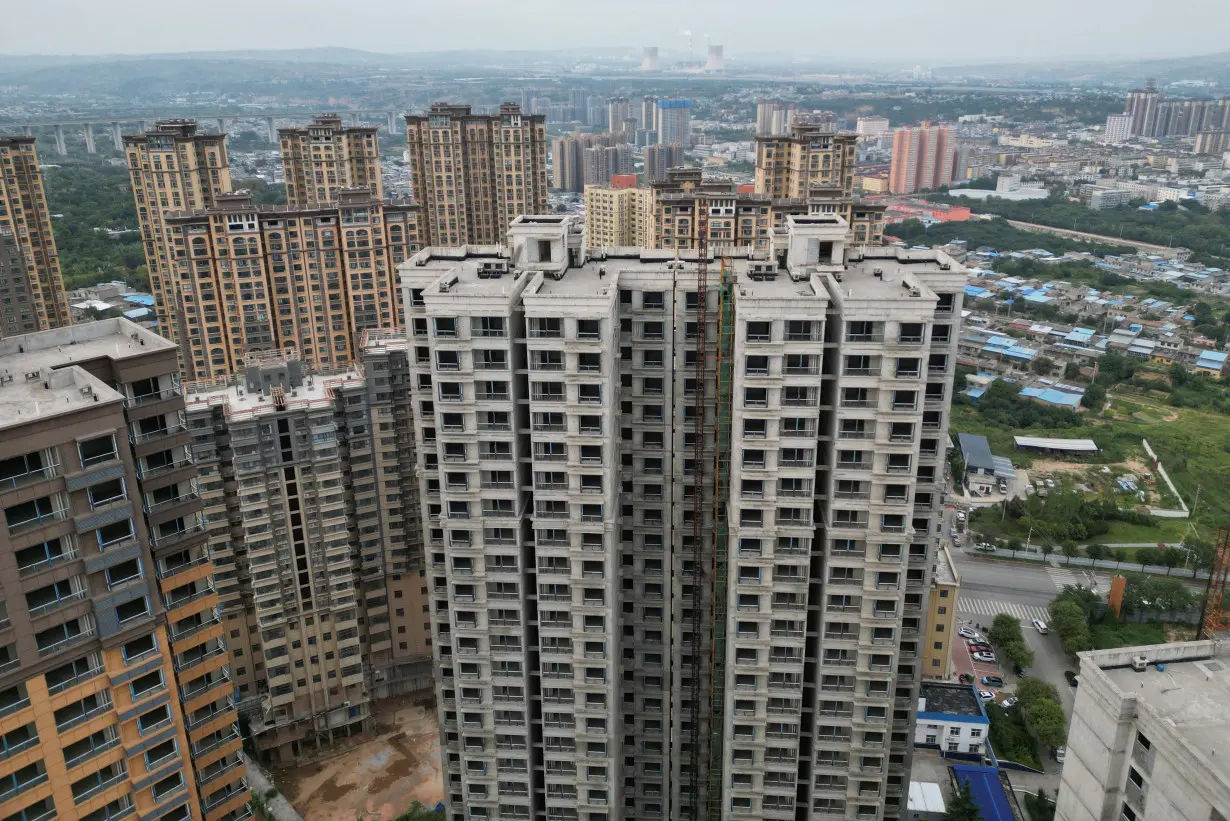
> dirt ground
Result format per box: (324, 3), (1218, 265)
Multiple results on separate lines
(275, 694), (443, 821)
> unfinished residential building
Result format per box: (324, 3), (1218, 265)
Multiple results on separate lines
(0, 319), (248, 821)
(162, 189), (421, 379)
(402, 214), (965, 821)
(652, 168), (885, 253)
(123, 121), (232, 360)
(182, 338), (431, 763)
(405, 103), (548, 247)
(279, 114), (382, 208)
(0, 137), (70, 336)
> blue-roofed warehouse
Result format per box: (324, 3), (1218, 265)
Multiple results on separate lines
(951, 764), (1022, 821)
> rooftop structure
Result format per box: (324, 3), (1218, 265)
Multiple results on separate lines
(1056, 640), (1230, 821)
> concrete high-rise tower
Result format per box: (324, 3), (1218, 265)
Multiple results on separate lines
(1125, 78), (1161, 138)
(405, 102), (548, 246)
(278, 113), (381, 208)
(888, 123), (955, 194)
(405, 213), (965, 821)
(656, 99), (693, 146)
(0, 137), (70, 337)
(642, 46), (661, 72)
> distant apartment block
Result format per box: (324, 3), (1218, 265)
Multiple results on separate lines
(279, 114), (382, 208)
(124, 121), (232, 359)
(0, 137), (70, 337)
(0, 319), (249, 821)
(856, 117), (891, 138)
(889, 123), (956, 194)
(405, 103), (548, 246)
(656, 99), (692, 146)
(756, 99), (797, 136)
(403, 213), (965, 821)
(643, 143), (686, 184)
(552, 133), (619, 193)
(1103, 113), (1133, 144)
(162, 189), (421, 379)
(584, 184), (654, 247)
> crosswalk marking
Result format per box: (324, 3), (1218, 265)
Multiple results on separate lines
(958, 597), (1049, 623)
(1046, 566), (1084, 590)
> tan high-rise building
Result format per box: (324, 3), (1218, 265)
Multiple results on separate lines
(162, 190), (421, 380)
(0, 318), (249, 821)
(584, 183), (653, 247)
(643, 143), (686, 184)
(123, 121), (232, 364)
(278, 114), (381, 208)
(183, 337), (431, 763)
(0, 137), (70, 337)
(405, 102), (548, 246)
(756, 121), (858, 205)
(552, 132), (617, 193)
(889, 123), (955, 194)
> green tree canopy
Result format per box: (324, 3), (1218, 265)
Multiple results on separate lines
(943, 778), (984, 821)
(1026, 698), (1068, 750)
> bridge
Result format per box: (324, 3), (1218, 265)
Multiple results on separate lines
(0, 110), (405, 156)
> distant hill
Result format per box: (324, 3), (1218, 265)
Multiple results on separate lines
(932, 51), (1230, 87)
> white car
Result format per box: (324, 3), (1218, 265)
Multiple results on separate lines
(978, 690), (995, 702)
(956, 512), (966, 523)
(972, 651), (997, 664)
(1045, 478), (1055, 488)
(958, 627), (979, 640)
(1001, 696), (1019, 708)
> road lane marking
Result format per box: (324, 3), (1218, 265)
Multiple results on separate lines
(958, 597), (1049, 623)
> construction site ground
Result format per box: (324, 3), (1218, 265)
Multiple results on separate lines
(274, 694), (443, 821)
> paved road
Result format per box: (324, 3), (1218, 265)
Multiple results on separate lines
(1004, 219), (1180, 258)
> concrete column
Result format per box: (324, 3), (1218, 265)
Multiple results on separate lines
(349, 112), (360, 126)
(266, 116), (277, 143)
(83, 124), (97, 154)
(386, 111), (397, 134)
(22, 126), (32, 137)
(111, 121), (123, 151)
(53, 124), (67, 156)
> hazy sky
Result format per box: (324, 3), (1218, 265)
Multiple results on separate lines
(4, 0), (1230, 63)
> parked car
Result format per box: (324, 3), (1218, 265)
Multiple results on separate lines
(1032, 619), (1049, 634)
(958, 627), (979, 640)
(1045, 477), (1055, 488)
(980, 676), (1005, 688)
(1064, 670), (1079, 687)
(975, 542), (996, 553)
(978, 690), (995, 702)
(956, 511), (966, 523)
(972, 652), (997, 663)
(968, 642), (992, 652)
(1052, 747), (1067, 763)
(1001, 696), (1019, 708)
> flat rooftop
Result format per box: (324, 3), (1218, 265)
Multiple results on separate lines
(919, 682), (986, 719)
(1098, 643), (1230, 783)
(934, 543), (959, 586)
(185, 370), (363, 420)
(0, 318), (175, 376)
(0, 366), (122, 431)
(834, 258), (941, 301)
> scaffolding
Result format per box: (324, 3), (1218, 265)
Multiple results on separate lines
(687, 204), (709, 821)
(1198, 524), (1230, 639)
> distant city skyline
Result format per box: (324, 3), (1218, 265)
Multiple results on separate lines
(4, 0), (1230, 64)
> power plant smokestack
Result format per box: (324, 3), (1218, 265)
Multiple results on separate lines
(641, 46), (660, 72)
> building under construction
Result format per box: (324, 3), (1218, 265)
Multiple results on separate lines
(404, 214), (966, 821)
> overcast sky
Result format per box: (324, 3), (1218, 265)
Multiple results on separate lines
(4, 0), (1229, 63)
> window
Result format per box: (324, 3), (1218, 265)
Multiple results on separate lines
(131, 670), (164, 699)
(145, 739), (177, 770)
(123, 634), (157, 663)
(138, 704), (171, 733)
(106, 559), (142, 588)
(152, 771), (184, 800)
(78, 435), (118, 468)
(116, 598), (150, 625)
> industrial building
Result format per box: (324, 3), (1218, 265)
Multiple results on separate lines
(404, 212), (965, 821)
(0, 319), (249, 821)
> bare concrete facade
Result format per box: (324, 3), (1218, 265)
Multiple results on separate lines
(401, 214), (965, 821)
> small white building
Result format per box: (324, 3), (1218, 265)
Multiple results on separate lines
(915, 681), (991, 756)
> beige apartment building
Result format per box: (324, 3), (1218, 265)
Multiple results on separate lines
(584, 183), (653, 247)
(403, 213), (965, 821)
(0, 136), (71, 337)
(921, 543), (960, 678)
(123, 121), (232, 358)
(405, 103), (548, 247)
(181, 340), (432, 763)
(653, 168), (885, 251)
(161, 189), (422, 380)
(0, 319), (249, 821)
(279, 114), (382, 208)
(756, 122), (858, 207)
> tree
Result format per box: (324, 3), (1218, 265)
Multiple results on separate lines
(1007, 537), (1023, 557)
(1041, 542), (1055, 560)
(989, 613), (1024, 648)
(1061, 541), (1081, 565)
(1085, 543), (1107, 562)
(1081, 384), (1106, 410)
(1015, 677), (1061, 711)
(1026, 698), (1068, 750)
(1032, 356), (1057, 376)
(1134, 546), (1162, 568)
(943, 778), (984, 821)
(1063, 361), (1082, 380)
(394, 803), (445, 821)
(1186, 537), (1216, 578)
(1112, 547), (1128, 569)
(1003, 640), (1035, 670)
(1049, 598), (1093, 655)
(1158, 546), (1184, 576)
(1026, 788), (1057, 821)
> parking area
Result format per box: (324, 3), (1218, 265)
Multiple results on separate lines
(950, 623), (1012, 705)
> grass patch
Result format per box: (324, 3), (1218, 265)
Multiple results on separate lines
(986, 703), (1043, 770)
(1088, 620), (1166, 650)
(1099, 520), (1190, 545)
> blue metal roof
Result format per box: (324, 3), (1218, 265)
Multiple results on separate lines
(1020, 387), (1081, 407)
(952, 765), (1015, 821)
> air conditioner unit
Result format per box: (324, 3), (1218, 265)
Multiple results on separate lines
(1132, 655), (1148, 672)
(343, 700), (351, 708)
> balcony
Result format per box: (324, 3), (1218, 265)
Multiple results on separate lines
(1, 463), (61, 491)
(131, 421), (188, 445)
(125, 387), (181, 407)
(138, 455), (194, 481)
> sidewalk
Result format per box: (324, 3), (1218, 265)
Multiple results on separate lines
(962, 545), (1210, 581)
